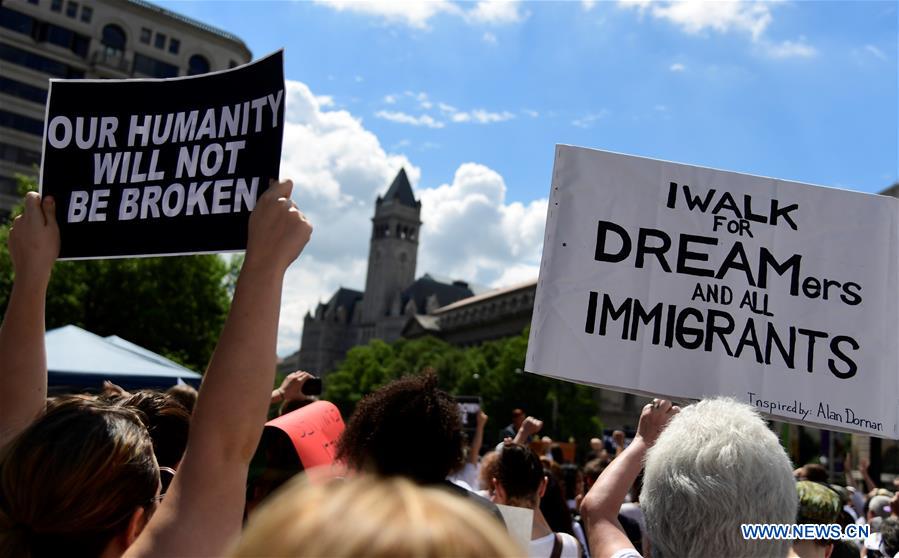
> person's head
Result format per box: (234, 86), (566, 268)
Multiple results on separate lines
(539, 469), (574, 536)
(493, 443), (545, 509)
(0, 397), (160, 557)
(511, 408), (525, 430)
(336, 373), (464, 484)
(582, 457), (606, 490)
(246, 427), (304, 516)
(881, 517), (899, 557)
(561, 463), (583, 502)
(113, 390), (190, 470)
(165, 384), (198, 414)
(231, 475), (520, 557)
(793, 481), (841, 556)
(549, 443), (564, 464)
(797, 464), (830, 484)
(868, 495), (892, 522)
(589, 437), (602, 452)
(640, 398), (797, 558)
(478, 450), (501, 493)
(830, 485), (851, 508)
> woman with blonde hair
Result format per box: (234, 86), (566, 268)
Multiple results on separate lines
(232, 475), (521, 557)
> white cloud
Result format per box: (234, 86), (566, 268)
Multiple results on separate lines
(865, 44), (887, 61)
(620, 1), (816, 60)
(315, 94), (335, 107)
(274, 79), (544, 355)
(572, 110), (609, 128)
(669, 62), (686, 72)
(483, 31), (498, 44)
(763, 38), (816, 59)
(620, 0), (771, 40)
(523, 109), (539, 118)
(314, 0), (527, 29)
(451, 109), (516, 124)
(375, 110), (445, 128)
(466, 0), (527, 24)
(312, 0), (460, 29)
(381, 95), (516, 126)
(582, 0), (597, 12)
(417, 163), (546, 287)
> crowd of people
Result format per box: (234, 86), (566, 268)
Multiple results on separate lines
(1, 187), (898, 557)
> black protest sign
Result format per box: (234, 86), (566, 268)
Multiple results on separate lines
(40, 50), (285, 259)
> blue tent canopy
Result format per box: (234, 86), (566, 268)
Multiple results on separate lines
(46, 325), (202, 392)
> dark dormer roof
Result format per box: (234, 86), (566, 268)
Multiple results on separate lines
(401, 273), (474, 314)
(317, 287), (363, 324)
(378, 168), (420, 209)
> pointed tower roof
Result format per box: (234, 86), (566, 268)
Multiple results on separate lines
(379, 168), (420, 208)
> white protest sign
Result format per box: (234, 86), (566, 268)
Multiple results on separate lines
(526, 146), (899, 438)
(496, 504), (534, 550)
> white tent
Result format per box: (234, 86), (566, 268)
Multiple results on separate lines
(46, 325), (202, 391)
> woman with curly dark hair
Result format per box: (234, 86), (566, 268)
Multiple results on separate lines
(337, 373), (504, 524)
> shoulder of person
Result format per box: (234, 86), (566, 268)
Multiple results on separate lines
(558, 532), (581, 558)
(607, 549), (643, 558)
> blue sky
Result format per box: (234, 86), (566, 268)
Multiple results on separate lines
(161, 0), (896, 196)
(153, 0), (898, 354)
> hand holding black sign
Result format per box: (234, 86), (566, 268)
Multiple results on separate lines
(40, 51), (285, 259)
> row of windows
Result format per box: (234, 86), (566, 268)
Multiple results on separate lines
(0, 176), (19, 197)
(0, 142), (42, 168)
(139, 26), (179, 55)
(133, 52), (178, 78)
(0, 42), (85, 79)
(0, 6), (90, 58)
(0, 75), (48, 104)
(49, 0), (92, 24)
(101, 24), (211, 75)
(0, 109), (44, 137)
(372, 223), (418, 240)
(3, 6), (221, 78)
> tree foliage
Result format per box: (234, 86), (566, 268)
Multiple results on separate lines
(324, 329), (602, 447)
(0, 176), (231, 371)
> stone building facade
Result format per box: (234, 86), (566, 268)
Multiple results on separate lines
(295, 168), (646, 428)
(297, 169), (475, 375)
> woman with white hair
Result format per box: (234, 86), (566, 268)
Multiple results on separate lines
(581, 398), (798, 558)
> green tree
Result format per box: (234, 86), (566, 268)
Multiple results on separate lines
(324, 328), (602, 448)
(0, 176), (232, 371)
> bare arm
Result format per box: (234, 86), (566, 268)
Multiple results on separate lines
(129, 180), (312, 557)
(581, 400), (678, 558)
(469, 411), (488, 465)
(860, 458), (878, 493)
(513, 416), (542, 445)
(271, 370), (312, 407)
(0, 193), (58, 447)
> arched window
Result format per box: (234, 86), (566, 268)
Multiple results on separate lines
(101, 24), (126, 54)
(188, 54), (210, 75)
